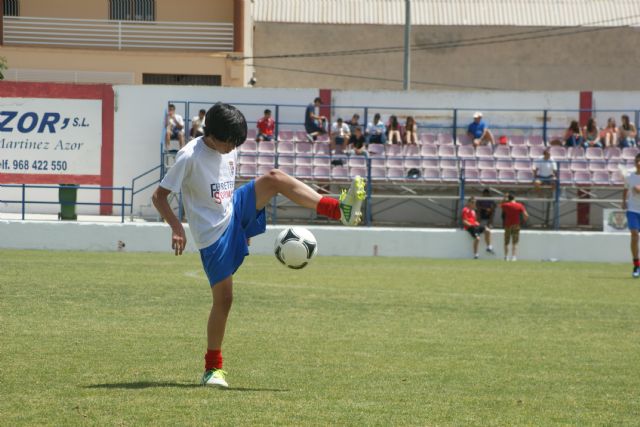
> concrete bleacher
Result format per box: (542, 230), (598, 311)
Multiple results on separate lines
(236, 133), (632, 187)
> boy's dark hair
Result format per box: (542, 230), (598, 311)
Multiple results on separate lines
(204, 102), (247, 147)
(264, 109), (271, 115)
(507, 193), (515, 201)
(168, 103), (176, 111)
(314, 97), (322, 104)
(199, 109), (206, 115)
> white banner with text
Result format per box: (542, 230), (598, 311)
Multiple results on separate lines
(0, 97), (102, 176)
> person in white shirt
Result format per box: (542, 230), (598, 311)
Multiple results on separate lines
(152, 103), (367, 388)
(330, 117), (351, 153)
(366, 113), (387, 144)
(190, 108), (206, 139)
(165, 103), (185, 149)
(533, 147), (558, 190)
(623, 153), (640, 278)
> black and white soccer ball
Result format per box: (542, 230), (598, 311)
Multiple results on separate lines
(274, 227), (318, 269)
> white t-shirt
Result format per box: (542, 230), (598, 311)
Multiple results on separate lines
(191, 115), (205, 134)
(160, 137), (236, 249)
(331, 122), (350, 136)
(167, 113), (185, 129)
(624, 171), (640, 213)
(534, 157), (557, 177)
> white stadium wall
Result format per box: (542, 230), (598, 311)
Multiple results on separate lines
(0, 221), (629, 263)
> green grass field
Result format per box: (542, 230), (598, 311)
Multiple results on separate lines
(1, 250), (640, 426)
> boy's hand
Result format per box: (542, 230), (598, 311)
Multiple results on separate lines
(171, 224), (187, 256)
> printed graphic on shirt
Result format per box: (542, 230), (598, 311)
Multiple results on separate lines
(211, 180), (234, 204)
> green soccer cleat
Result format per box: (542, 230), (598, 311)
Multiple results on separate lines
(201, 369), (228, 388)
(339, 175), (367, 226)
(633, 266), (640, 279)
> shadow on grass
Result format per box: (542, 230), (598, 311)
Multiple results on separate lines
(85, 382), (288, 392)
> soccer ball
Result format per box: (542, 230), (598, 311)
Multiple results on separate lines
(274, 227), (318, 269)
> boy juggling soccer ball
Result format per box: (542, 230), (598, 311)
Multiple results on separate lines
(152, 103), (366, 388)
(622, 153), (640, 278)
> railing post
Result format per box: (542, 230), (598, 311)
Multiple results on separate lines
(365, 156), (372, 226)
(553, 163), (561, 230)
(543, 109), (548, 145)
(363, 107), (369, 134)
(118, 21), (122, 50)
(458, 160), (465, 228)
(21, 183), (26, 220)
(121, 187), (126, 223)
(452, 108), (458, 144)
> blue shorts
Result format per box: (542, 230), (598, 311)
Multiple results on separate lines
(627, 211), (640, 231)
(199, 180), (266, 286)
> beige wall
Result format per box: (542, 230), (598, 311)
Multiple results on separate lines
(253, 23), (640, 91)
(18, 0), (233, 22)
(1, 46), (244, 85)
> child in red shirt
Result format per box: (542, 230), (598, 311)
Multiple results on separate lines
(500, 193), (529, 261)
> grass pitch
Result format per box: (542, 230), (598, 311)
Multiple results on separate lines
(1, 250), (640, 426)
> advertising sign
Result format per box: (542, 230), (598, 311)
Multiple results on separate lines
(0, 98), (102, 177)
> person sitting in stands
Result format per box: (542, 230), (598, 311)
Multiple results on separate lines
(366, 113), (387, 144)
(330, 117), (351, 153)
(404, 116), (418, 145)
(467, 112), (495, 147)
(190, 109), (206, 140)
(601, 117), (618, 148)
(165, 103), (185, 150)
(564, 120), (584, 148)
(582, 117), (602, 148)
(256, 109), (275, 142)
(387, 115), (402, 144)
(304, 97), (327, 141)
(619, 114), (638, 148)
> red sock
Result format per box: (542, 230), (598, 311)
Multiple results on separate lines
(204, 349), (223, 371)
(634, 259), (639, 267)
(316, 197), (341, 220)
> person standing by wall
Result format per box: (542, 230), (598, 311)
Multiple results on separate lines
(500, 193), (529, 261)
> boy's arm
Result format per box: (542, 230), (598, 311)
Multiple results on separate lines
(152, 186), (187, 256)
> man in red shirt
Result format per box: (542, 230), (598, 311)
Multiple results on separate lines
(500, 193), (529, 261)
(256, 109), (275, 142)
(462, 197), (494, 259)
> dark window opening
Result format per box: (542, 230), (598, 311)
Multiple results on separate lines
(4, 0), (19, 16)
(142, 74), (222, 86)
(109, 0), (155, 21)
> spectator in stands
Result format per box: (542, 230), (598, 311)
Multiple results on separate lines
(564, 120), (584, 147)
(533, 147), (558, 190)
(500, 192), (529, 262)
(347, 114), (360, 135)
(462, 196), (494, 259)
(387, 115), (402, 144)
(348, 126), (368, 156)
(330, 117), (351, 154)
(165, 103), (185, 150)
(190, 109), (206, 140)
(366, 113), (387, 144)
(583, 117), (602, 148)
(601, 117), (619, 148)
(618, 114), (638, 148)
(467, 112), (495, 147)
(404, 116), (418, 145)
(476, 189), (496, 229)
(304, 97), (327, 141)
(256, 109), (275, 142)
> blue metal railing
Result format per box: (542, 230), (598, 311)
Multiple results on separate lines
(0, 183), (132, 223)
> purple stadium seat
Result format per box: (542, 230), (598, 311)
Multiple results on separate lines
(257, 154), (276, 166)
(368, 143), (385, 156)
(420, 144), (438, 157)
(529, 146), (545, 158)
(257, 165), (273, 175)
(316, 134), (330, 143)
(278, 153), (295, 166)
(591, 171), (610, 184)
(457, 134), (473, 145)
(386, 167), (406, 181)
(479, 169), (498, 183)
(573, 171), (591, 184)
(498, 170), (517, 183)
(386, 144), (403, 157)
(439, 159), (458, 170)
(314, 142), (330, 155)
(295, 154), (312, 166)
(370, 167), (387, 180)
(441, 169), (459, 182)
(496, 159), (514, 170)
(605, 147), (621, 159)
(517, 170), (534, 183)
(607, 159), (623, 172)
(463, 168), (480, 182)
(312, 156), (330, 167)
(241, 140), (257, 152)
(585, 147), (604, 160)
(510, 146), (529, 159)
(348, 156), (366, 168)
(509, 135), (526, 146)
(404, 145), (420, 157)
(437, 145), (456, 157)
(277, 140), (294, 154)
(258, 140), (276, 153)
(528, 135), (544, 146)
(549, 146), (567, 160)
(313, 166), (331, 179)
(246, 129), (257, 141)
(279, 165), (295, 175)
(420, 133), (436, 144)
(588, 160), (606, 172)
(569, 147), (585, 159)
(404, 158), (421, 169)
(423, 167), (440, 181)
(611, 169), (624, 184)
(478, 159), (496, 170)
(558, 170), (572, 185)
(622, 147), (639, 160)
(475, 145), (493, 159)
(294, 131), (309, 142)
(370, 156), (385, 168)
(386, 157), (403, 168)
(437, 133), (454, 145)
(457, 144), (475, 159)
(238, 152), (256, 165)
(350, 167), (368, 178)
(294, 165), (313, 179)
(277, 130), (293, 141)
(493, 145), (510, 159)
(421, 158), (438, 169)
(295, 142), (313, 154)
(570, 160), (588, 171)
(239, 164), (257, 178)
(460, 159), (477, 170)
(514, 159), (532, 171)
